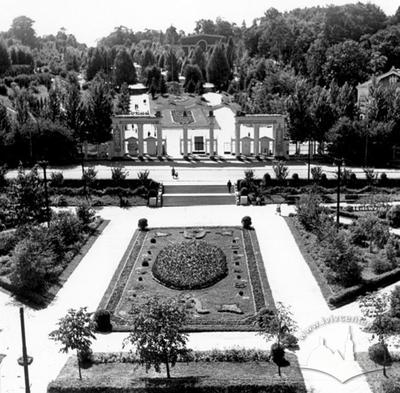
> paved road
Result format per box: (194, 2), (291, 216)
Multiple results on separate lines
(6, 163), (400, 184)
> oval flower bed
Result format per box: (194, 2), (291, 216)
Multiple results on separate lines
(152, 240), (227, 290)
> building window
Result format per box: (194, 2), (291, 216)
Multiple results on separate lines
(194, 136), (204, 151)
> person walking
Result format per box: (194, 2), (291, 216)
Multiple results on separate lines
(227, 180), (232, 193)
(171, 167), (176, 179)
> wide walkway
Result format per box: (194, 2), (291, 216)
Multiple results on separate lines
(0, 205), (385, 392)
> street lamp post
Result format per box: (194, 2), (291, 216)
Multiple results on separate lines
(334, 158), (343, 227)
(38, 160), (50, 225)
(18, 307), (33, 393)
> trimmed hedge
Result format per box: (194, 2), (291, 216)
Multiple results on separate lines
(329, 267), (400, 307)
(47, 352), (306, 393)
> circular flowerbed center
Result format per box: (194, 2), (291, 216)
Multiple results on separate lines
(152, 240), (228, 290)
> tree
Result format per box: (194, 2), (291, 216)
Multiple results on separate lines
(8, 165), (46, 226)
(350, 213), (389, 252)
(191, 45), (207, 79)
(286, 79), (315, 143)
(86, 48), (104, 80)
(255, 302), (299, 377)
(165, 25), (180, 45)
(0, 39), (11, 75)
(360, 292), (396, 377)
(142, 48), (156, 69)
(47, 85), (63, 122)
(165, 50), (179, 82)
(124, 296), (189, 378)
(49, 308), (96, 379)
(183, 65), (203, 93)
(323, 40), (370, 86)
(64, 73), (84, 138)
(9, 16), (37, 47)
(114, 48), (137, 86)
(206, 44), (230, 91)
(194, 19), (216, 35)
(86, 76), (113, 144)
(10, 235), (56, 291)
(323, 230), (362, 287)
(368, 343), (393, 377)
(116, 82), (130, 114)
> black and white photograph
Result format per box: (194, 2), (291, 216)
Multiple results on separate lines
(0, 0), (400, 392)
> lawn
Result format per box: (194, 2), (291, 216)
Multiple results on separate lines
(98, 226), (275, 331)
(48, 352), (306, 393)
(357, 352), (400, 393)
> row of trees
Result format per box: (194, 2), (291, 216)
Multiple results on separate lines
(0, 72), (113, 165)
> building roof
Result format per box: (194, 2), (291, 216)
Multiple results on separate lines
(180, 34), (226, 46)
(357, 67), (400, 88)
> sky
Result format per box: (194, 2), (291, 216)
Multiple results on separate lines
(0, 0), (398, 47)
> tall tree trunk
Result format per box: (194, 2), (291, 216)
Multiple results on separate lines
(77, 350), (82, 380)
(165, 353), (171, 379)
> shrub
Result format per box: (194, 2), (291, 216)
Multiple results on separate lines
(76, 201), (95, 228)
(372, 255), (393, 275)
(137, 170), (150, 185)
(138, 218), (148, 231)
(390, 285), (400, 318)
(0, 231), (17, 256)
(364, 168), (377, 184)
(382, 379), (400, 393)
(10, 237), (58, 292)
(50, 211), (83, 248)
(387, 205), (400, 228)
(262, 173), (271, 185)
(0, 84), (7, 96)
(241, 216), (252, 229)
(380, 172), (388, 184)
(323, 231), (362, 287)
(111, 167), (128, 184)
(311, 166), (323, 181)
(291, 173), (299, 182)
(273, 161), (289, 181)
(53, 195), (68, 207)
(49, 172), (64, 187)
(240, 187), (249, 196)
(82, 167), (97, 187)
(296, 191), (323, 232)
(320, 173), (328, 184)
(93, 309), (112, 332)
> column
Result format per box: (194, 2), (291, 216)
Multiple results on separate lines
(183, 124), (188, 157)
(138, 123), (144, 156)
(209, 115), (215, 156)
(235, 121), (241, 157)
(156, 123), (163, 156)
(272, 123), (277, 156)
(120, 124), (125, 155)
(254, 124), (260, 156)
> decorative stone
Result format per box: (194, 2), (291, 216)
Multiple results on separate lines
(218, 304), (244, 314)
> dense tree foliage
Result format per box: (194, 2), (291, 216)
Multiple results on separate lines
(114, 48), (137, 86)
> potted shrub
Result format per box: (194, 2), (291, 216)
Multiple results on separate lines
(241, 216), (252, 229)
(93, 309), (112, 333)
(138, 218), (148, 231)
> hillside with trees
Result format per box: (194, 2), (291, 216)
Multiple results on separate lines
(1, 4), (400, 166)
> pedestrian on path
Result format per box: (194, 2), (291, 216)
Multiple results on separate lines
(227, 180), (232, 193)
(171, 167), (176, 179)
(276, 204), (281, 215)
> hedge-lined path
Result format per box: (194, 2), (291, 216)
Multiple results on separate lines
(0, 205), (388, 392)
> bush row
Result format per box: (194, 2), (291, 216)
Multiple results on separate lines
(91, 349), (271, 365)
(237, 176), (400, 190)
(329, 267), (400, 307)
(48, 382), (306, 393)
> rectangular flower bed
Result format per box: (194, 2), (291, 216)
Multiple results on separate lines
(98, 226), (275, 332)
